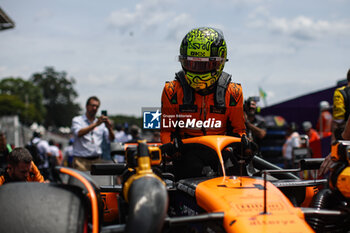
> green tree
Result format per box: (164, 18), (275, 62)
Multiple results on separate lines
(110, 114), (142, 129)
(0, 94), (25, 116)
(0, 77), (45, 124)
(30, 67), (81, 128)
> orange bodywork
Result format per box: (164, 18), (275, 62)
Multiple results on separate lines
(182, 135), (242, 177)
(196, 177), (314, 233)
(180, 136), (314, 233)
(100, 192), (119, 223)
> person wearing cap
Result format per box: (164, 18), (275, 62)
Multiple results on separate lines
(303, 121), (320, 143)
(302, 121), (321, 158)
(316, 101), (332, 138)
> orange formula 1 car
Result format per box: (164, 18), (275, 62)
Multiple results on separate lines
(0, 135), (345, 233)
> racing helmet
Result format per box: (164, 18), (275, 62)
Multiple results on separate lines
(179, 27), (227, 91)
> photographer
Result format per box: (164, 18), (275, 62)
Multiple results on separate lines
(244, 97), (267, 149)
(71, 96), (115, 171)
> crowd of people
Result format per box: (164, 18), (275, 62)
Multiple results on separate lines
(0, 27), (348, 186)
(0, 95), (160, 183)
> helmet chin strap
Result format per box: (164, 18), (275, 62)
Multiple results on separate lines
(185, 69), (221, 95)
(195, 82), (216, 95)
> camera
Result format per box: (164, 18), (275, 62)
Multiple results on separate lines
(101, 110), (108, 116)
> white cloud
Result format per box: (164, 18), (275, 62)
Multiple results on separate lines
(166, 13), (195, 40)
(2, 0), (350, 115)
(0, 66), (7, 75)
(269, 16), (331, 40)
(34, 8), (54, 21)
(248, 7), (350, 40)
(106, 0), (174, 34)
(213, 0), (264, 5)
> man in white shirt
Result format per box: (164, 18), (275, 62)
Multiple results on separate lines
(71, 96), (115, 171)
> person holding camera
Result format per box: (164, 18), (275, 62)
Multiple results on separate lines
(71, 96), (115, 171)
(244, 97), (266, 149)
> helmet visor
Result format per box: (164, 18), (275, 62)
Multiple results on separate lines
(179, 56), (226, 73)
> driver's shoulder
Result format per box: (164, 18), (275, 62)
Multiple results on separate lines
(225, 82), (243, 103)
(163, 79), (182, 97)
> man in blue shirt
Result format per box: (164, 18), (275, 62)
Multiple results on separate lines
(71, 96), (115, 171)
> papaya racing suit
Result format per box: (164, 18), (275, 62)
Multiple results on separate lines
(160, 72), (246, 179)
(161, 71), (246, 144)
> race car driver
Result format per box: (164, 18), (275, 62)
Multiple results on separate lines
(160, 27), (250, 179)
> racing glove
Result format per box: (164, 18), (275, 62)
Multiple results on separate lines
(160, 137), (183, 160)
(241, 134), (258, 163)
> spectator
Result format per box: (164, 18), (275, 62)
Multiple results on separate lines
(63, 138), (74, 167)
(150, 131), (161, 143)
(0, 131), (13, 169)
(71, 96), (115, 171)
(0, 147), (45, 185)
(316, 101), (332, 138)
(302, 121), (320, 143)
(244, 97), (267, 149)
(114, 124), (132, 143)
(282, 123), (301, 168)
(48, 140), (60, 166)
(48, 140), (61, 181)
(127, 125), (142, 143)
(302, 121), (322, 158)
(28, 131), (52, 180)
(57, 143), (63, 165)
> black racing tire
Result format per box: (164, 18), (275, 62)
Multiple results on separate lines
(0, 182), (87, 233)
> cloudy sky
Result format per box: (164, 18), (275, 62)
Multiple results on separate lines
(1, 0), (349, 116)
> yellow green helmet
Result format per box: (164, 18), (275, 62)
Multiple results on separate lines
(179, 27), (227, 91)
